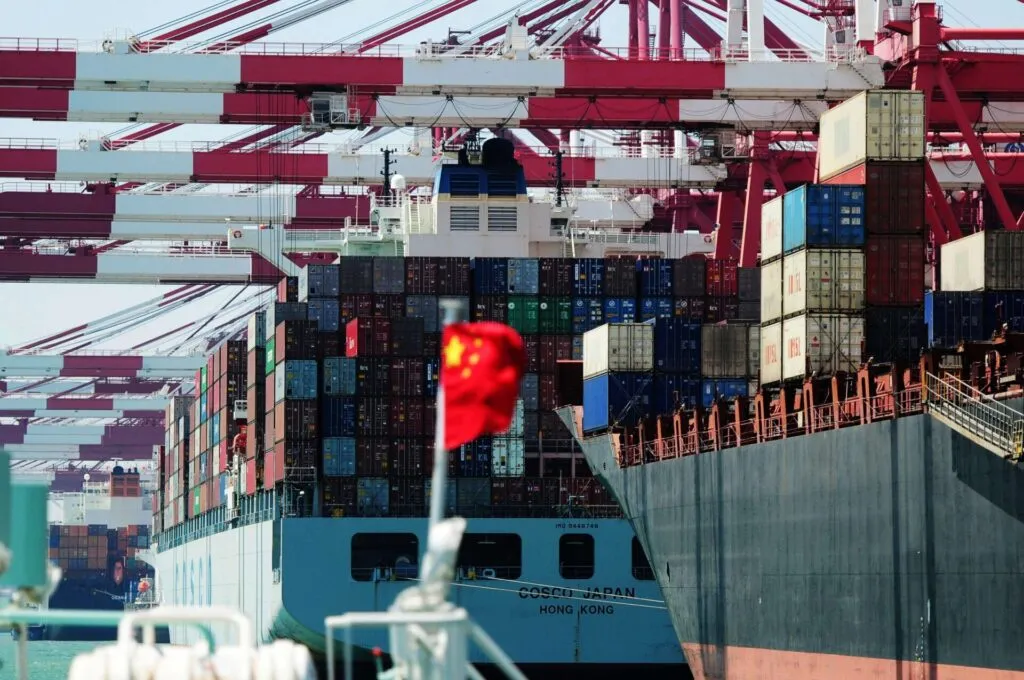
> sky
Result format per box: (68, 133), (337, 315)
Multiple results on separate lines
(0, 0), (1020, 352)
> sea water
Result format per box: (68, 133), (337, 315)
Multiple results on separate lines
(0, 640), (92, 679)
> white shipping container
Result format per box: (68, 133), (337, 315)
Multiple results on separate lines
(491, 437), (526, 477)
(781, 249), (865, 316)
(747, 325), (761, 378)
(701, 323), (757, 377)
(760, 259), (783, 323)
(939, 230), (1024, 292)
(274, 361), (286, 403)
(817, 90), (926, 181)
(247, 314), (260, 352)
(760, 322), (784, 385)
(582, 323), (654, 379)
(760, 194), (785, 262)
(781, 314), (865, 381)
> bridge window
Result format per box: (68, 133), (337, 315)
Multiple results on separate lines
(558, 534), (594, 579)
(456, 533), (522, 579)
(631, 537), (654, 581)
(351, 533), (419, 582)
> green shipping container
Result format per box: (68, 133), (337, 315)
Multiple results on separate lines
(200, 367), (208, 393)
(192, 487), (201, 516)
(507, 296), (540, 334)
(538, 297), (572, 334)
(265, 338), (276, 375)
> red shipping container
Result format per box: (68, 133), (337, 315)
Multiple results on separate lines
(389, 399), (425, 438)
(373, 294), (406, 319)
(356, 438), (391, 476)
(538, 335), (573, 373)
(195, 369), (202, 394)
(389, 358), (425, 397)
(340, 294), (374, 325)
(263, 409), (276, 452)
(822, 160), (926, 235)
(389, 439), (426, 476)
(865, 235), (926, 306)
(245, 458), (257, 494)
(265, 371), (275, 409)
(262, 450), (277, 488)
(346, 318), (392, 357)
(704, 296), (740, 323)
(538, 374), (558, 411)
(705, 260), (738, 297)
(274, 400), (318, 441)
(277, 276), (298, 303)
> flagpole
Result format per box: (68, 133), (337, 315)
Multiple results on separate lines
(429, 298), (468, 532)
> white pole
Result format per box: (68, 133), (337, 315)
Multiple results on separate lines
(428, 298), (469, 531)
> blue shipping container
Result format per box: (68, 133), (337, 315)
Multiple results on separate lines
(571, 298), (604, 334)
(582, 372), (653, 433)
(603, 297), (637, 323)
(219, 475), (227, 503)
(782, 184), (865, 253)
(640, 297), (674, 321)
(209, 413), (219, 448)
(573, 259), (605, 296)
(507, 258), (540, 295)
(284, 360), (318, 399)
(473, 258), (509, 295)
(520, 374), (540, 410)
(924, 291), (985, 348)
(653, 375), (701, 414)
(457, 438), (492, 477)
(571, 336), (583, 360)
(701, 379), (749, 408)
(323, 357), (357, 396)
(637, 259), (673, 297)
(323, 437), (357, 477)
(298, 264), (340, 300)
(307, 299), (340, 333)
(653, 318), (702, 373)
(405, 295), (439, 333)
(983, 291), (1024, 334)
(321, 397), (358, 438)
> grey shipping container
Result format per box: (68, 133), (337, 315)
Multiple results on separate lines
(737, 268), (761, 303)
(507, 258), (540, 295)
(456, 478), (491, 512)
(701, 323), (757, 378)
(373, 257), (406, 294)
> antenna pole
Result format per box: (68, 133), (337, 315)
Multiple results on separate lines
(552, 149), (565, 207)
(382, 147), (394, 194)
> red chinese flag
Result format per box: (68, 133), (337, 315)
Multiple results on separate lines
(441, 322), (526, 451)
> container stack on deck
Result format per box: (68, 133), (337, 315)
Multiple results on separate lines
(159, 396), (193, 531)
(928, 231), (1024, 347)
(48, 523), (151, 579)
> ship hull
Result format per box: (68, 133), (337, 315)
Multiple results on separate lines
(151, 515), (685, 673)
(569, 408), (1024, 679)
(45, 574), (169, 642)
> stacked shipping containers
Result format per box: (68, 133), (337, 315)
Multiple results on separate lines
(929, 231), (1024, 346)
(47, 524), (151, 578)
(581, 323), (655, 433)
(160, 396), (193, 529)
(819, 90), (929, 364)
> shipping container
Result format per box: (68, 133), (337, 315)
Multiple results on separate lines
(639, 297), (674, 321)
(705, 260), (738, 297)
(425, 478), (457, 515)
(760, 259), (783, 323)
(652, 318), (701, 374)
(780, 313), (865, 381)
(323, 357), (357, 396)
(760, 194), (785, 262)
(603, 298), (637, 324)
(506, 296), (541, 335)
(924, 291), (985, 347)
(822, 161), (927, 236)
(273, 400), (319, 441)
(322, 477), (357, 515)
(672, 256), (707, 297)
(507, 258), (540, 294)
(983, 291), (1024, 334)
(345, 318), (392, 357)
(405, 295), (440, 333)
(637, 258), (673, 297)
(277, 276), (298, 303)
(357, 398), (391, 437)
(865, 235), (925, 306)
(652, 374), (701, 413)
(389, 399), (426, 438)
(782, 185), (866, 253)
(673, 296), (704, 321)
(581, 372), (653, 432)
(298, 264), (340, 300)
(864, 306), (927, 364)
(539, 258), (574, 296)
(247, 311), (266, 352)
(473, 257), (509, 295)
(355, 358), (391, 396)
(573, 259), (605, 296)
(737, 267), (760, 303)
(307, 299), (344, 333)
(939, 230), (1024, 292)
(571, 298), (604, 334)
(700, 323), (758, 378)
(604, 256), (638, 297)
(389, 439), (427, 477)
(339, 257), (374, 294)
(520, 374), (540, 411)
(538, 298), (572, 334)
(323, 437), (357, 477)
(456, 478), (491, 513)
(373, 294), (407, 320)
(389, 476), (427, 515)
(275, 360), (318, 401)
(582, 323), (654, 379)
(456, 439), (492, 478)
(372, 257), (405, 294)
(389, 357), (426, 397)
(321, 395), (358, 436)
(782, 249), (866, 316)
(265, 338), (276, 376)
(538, 335), (573, 373)
(817, 90), (926, 180)
(760, 321), (783, 385)
(701, 379), (749, 408)
(339, 294), (374, 325)
(275, 320), (319, 363)
(491, 437), (526, 477)
(356, 477), (390, 515)
(391, 317), (426, 357)
(472, 295), (508, 323)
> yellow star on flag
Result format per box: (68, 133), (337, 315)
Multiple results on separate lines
(444, 335), (466, 368)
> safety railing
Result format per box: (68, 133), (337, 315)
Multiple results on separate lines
(0, 37), (78, 51)
(924, 372), (1024, 458)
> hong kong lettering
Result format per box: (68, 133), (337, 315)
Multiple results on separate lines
(518, 585), (635, 615)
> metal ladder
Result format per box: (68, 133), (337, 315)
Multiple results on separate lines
(924, 372), (1024, 459)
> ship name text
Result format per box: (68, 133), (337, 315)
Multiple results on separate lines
(518, 585), (636, 616)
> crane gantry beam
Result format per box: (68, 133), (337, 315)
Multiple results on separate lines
(0, 351), (205, 378)
(0, 395), (168, 417)
(0, 422), (163, 447)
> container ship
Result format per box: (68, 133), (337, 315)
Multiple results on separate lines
(561, 91), (1024, 679)
(40, 464), (164, 641)
(147, 137), (727, 676)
